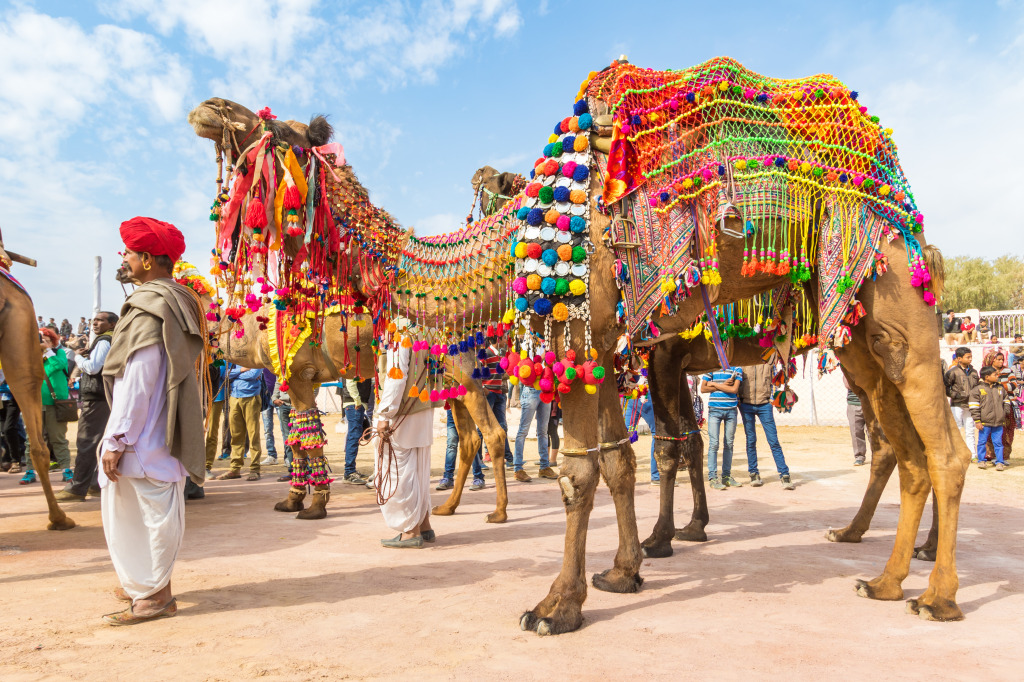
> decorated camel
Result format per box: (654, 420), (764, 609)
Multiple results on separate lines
(188, 101), (521, 523)
(0, 242), (75, 530)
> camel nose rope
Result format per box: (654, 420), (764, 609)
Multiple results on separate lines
(363, 414), (408, 506)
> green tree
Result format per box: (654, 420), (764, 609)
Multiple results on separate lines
(942, 255), (1024, 311)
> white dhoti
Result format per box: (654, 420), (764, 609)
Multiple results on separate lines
(101, 476), (186, 600)
(377, 444), (432, 533)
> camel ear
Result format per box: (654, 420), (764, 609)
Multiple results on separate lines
(307, 115), (333, 147)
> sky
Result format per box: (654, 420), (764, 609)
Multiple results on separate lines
(1, 0), (1021, 320)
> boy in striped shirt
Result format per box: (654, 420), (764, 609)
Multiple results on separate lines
(701, 366), (744, 490)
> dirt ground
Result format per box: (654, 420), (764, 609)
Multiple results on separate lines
(1, 416), (1022, 681)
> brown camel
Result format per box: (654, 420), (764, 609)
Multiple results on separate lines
(189, 102), (519, 523)
(0, 247), (74, 530)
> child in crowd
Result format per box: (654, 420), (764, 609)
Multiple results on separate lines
(970, 366), (1012, 471)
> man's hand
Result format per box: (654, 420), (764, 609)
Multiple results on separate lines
(273, 399), (283, 406)
(376, 420), (388, 435)
(74, 347), (88, 357)
(101, 449), (124, 482)
(723, 378), (736, 387)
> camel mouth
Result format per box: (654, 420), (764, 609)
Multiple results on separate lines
(188, 102), (227, 142)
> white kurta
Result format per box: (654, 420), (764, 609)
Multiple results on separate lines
(375, 343), (434, 533)
(99, 343), (187, 600)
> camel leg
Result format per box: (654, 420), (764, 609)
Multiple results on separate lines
(913, 493), (939, 562)
(0, 297), (74, 531)
(275, 444), (308, 513)
(592, 372), (644, 593)
(827, 387), (896, 543)
(432, 399), (482, 517)
(673, 379), (708, 543)
(520, 384), (601, 636)
(471, 389), (511, 524)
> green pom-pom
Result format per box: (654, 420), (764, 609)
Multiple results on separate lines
(565, 367), (578, 380)
(571, 246), (586, 263)
(811, 167), (824, 178)
(862, 178), (875, 189)
(815, 88), (825, 98)
(539, 186), (554, 204)
(551, 141), (563, 157)
(870, 115), (880, 124)
(554, 278), (569, 295)
(592, 365), (605, 380)
(747, 159), (760, 170)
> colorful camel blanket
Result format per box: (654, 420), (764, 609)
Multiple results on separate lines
(0, 267), (28, 298)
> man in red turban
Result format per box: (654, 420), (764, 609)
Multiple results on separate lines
(99, 216), (206, 625)
(119, 217), (186, 264)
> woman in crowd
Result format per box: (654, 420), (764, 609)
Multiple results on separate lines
(21, 327), (73, 484)
(984, 350), (1018, 459)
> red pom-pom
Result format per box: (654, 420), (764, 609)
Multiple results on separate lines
(283, 185), (302, 210)
(245, 200), (268, 230)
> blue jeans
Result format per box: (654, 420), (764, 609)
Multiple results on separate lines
(262, 407), (278, 458)
(276, 405), (292, 463)
(739, 403), (790, 477)
(515, 386), (551, 471)
(484, 390), (513, 464)
(444, 409), (484, 480)
(978, 425), (1005, 464)
(344, 405), (366, 477)
(706, 407), (737, 480)
(626, 397), (659, 479)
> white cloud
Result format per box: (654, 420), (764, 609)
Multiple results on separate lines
(0, 8), (191, 149)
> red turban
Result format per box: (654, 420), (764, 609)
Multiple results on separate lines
(119, 217), (186, 263)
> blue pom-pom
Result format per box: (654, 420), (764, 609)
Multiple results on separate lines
(839, 173), (849, 183)
(541, 277), (556, 295)
(534, 298), (553, 315)
(572, 165), (589, 182)
(529, 169), (535, 179)
(481, 367), (492, 378)
(553, 186), (570, 202)
(517, 206), (530, 221)
(466, 335), (476, 348)
(541, 249), (558, 266)
(756, 93), (768, 102)
(631, 115), (641, 125)
(471, 368), (482, 379)
(527, 208), (544, 226)
(685, 92), (696, 103)
(629, 431), (639, 444)
(458, 341), (468, 353)
(717, 165), (726, 176)
(447, 344), (459, 356)
(543, 143), (554, 158)
(562, 135), (575, 150)
(554, 122), (564, 135)
(477, 349), (488, 360)
(569, 216), (586, 233)
(475, 331), (484, 345)
(578, 113), (592, 130)
(573, 99), (588, 115)
(774, 157), (785, 167)
(850, 90), (859, 100)
(515, 297), (528, 312)
(660, 192), (670, 202)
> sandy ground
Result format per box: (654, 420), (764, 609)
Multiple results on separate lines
(1, 416), (1022, 681)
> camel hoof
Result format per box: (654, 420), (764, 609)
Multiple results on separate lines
(641, 541), (673, 559)
(274, 499), (304, 512)
(913, 547), (936, 562)
(855, 578), (903, 601)
(907, 597), (963, 621)
(432, 505), (455, 516)
(47, 516), (76, 531)
(591, 569), (643, 594)
(826, 527), (863, 543)
(535, 619), (554, 636)
(519, 611), (537, 632)
(673, 525), (708, 542)
(485, 511), (507, 524)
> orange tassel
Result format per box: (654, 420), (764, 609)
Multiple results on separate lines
(401, 336), (413, 349)
(408, 386), (419, 398)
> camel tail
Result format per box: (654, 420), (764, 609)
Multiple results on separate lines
(922, 244), (945, 302)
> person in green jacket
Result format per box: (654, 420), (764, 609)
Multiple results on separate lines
(21, 327), (73, 484)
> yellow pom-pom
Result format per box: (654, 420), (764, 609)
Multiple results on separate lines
(718, 81), (728, 91)
(799, 162), (811, 173)
(878, 185), (891, 196)
(514, 242), (528, 259)
(584, 384), (597, 394)
(573, 136), (589, 152)
(884, 128), (893, 135)
(589, 348), (598, 360)
(569, 279), (586, 295)
(682, 178), (693, 189)
(509, 376), (519, 385)
(735, 159), (747, 170)
(502, 309), (516, 324)
(548, 133), (559, 144)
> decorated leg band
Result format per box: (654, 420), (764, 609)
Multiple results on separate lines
(308, 455), (334, 488)
(285, 408), (327, 451)
(288, 457), (310, 490)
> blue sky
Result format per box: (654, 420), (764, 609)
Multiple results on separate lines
(1, 0), (1021, 320)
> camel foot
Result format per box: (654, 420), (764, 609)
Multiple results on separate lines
(274, 490), (306, 513)
(485, 510), (507, 523)
(673, 523), (708, 542)
(826, 526), (865, 543)
(854, 577), (903, 601)
(295, 491), (328, 520)
(913, 544), (937, 562)
(591, 568), (643, 594)
(906, 597), (964, 621)
(431, 505), (455, 516)
(519, 605), (583, 637)
(640, 532), (673, 558)
(47, 515), (76, 531)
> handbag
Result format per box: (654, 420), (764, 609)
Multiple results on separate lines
(43, 372), (79, 422)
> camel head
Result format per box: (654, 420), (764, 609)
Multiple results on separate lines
(470, 166), (526, 217)
(188, 97), (334, 160)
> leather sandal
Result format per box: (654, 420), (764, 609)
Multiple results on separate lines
(246, 472), (261, 481)
(103, 598), (177, 625)
(113, 587), (132, 602)
(215, 470), (241, 480)
(381, 533), (423, 549)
